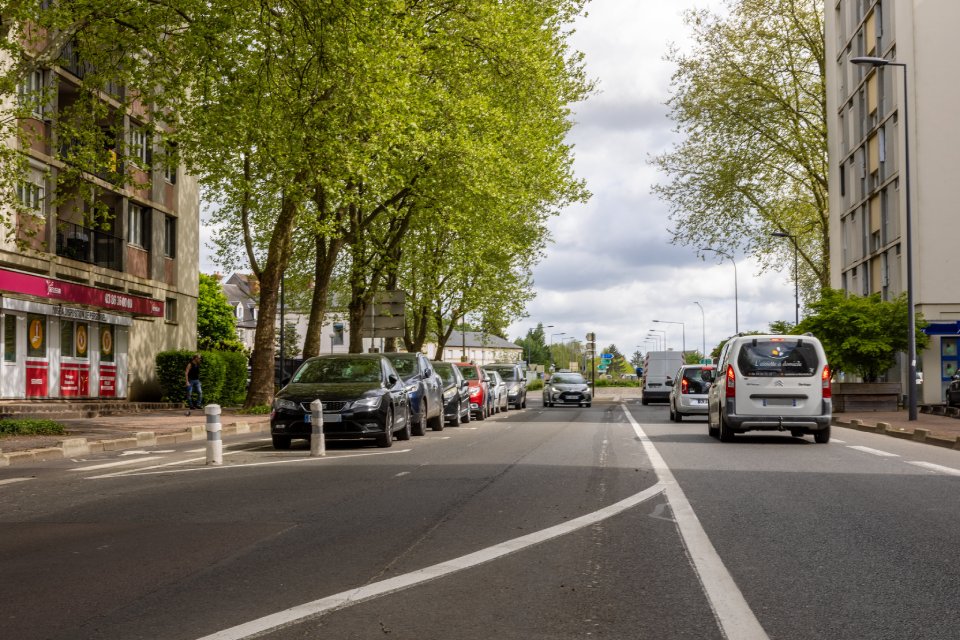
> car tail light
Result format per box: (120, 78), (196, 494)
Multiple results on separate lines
(725, 364), (736, 399)
(822, 365), (831, 398)
(681, 377), (689, 394)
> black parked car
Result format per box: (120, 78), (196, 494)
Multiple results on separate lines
(432, 361), (471, 426)
(270, 354), (411, 449)
(383, 352), (444, 435)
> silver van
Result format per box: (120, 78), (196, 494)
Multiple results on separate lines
(702, 334), (832, 442)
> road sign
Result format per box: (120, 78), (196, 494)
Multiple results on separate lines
(597, 364), (608, 371)
(601, 353), (613, 360)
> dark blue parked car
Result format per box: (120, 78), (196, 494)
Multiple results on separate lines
(383, 352), (444, 435)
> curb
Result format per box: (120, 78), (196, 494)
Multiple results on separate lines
(0, 420), (271, 467)
(832, 417), (960, 450)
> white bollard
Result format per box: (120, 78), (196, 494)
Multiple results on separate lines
(205, 404), (222, 465)
(310, 399), (325, 457)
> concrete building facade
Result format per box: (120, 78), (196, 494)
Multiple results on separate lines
(826, 0), (960, 403)
(1, 38), (199, 400)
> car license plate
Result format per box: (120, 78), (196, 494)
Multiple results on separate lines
(762, 398), (797, 407)
(692, 399), (706, 405)
(305, 413), (342, 423)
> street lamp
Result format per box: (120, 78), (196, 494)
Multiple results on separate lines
(852, 55), (917, 421)
(702, 248), (739, 334)
(649, 329), (666, 350)
(771, 231), (799, 326)
(645, 333), (661, 350)
(693, 301), (706, 360)
(654, 320), (685, 358)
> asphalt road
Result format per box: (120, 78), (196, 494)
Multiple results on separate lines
(0, 399), (957, 639)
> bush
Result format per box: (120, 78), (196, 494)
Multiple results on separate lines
(0, 419), (66, 437)
(218, 351), (249, 406)
(237, 404), (271, 415)
(156, 350), (195, 404)
(527, 379), (544, 391)
(155, 349), (240, 406)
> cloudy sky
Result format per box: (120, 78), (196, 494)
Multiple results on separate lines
(503, 0), (795, 358)
(200, 0), (795, 358)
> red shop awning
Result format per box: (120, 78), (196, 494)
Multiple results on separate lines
(0, 267), (164, 317)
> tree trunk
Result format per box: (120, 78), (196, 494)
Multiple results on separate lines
(301, 234), (343, 357)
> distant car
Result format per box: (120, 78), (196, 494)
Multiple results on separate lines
(270, 354), (411, 449)
(543, 372), (592, 408)
(455, 363), (492, 420)
(702, 334), (831, 442)
(484, 363), (527, 409)
(432, 361), (471, 425)
(487, 370), (509, 413)
(668, 364), (713, 422)
(946, 374), (960, 408)
(383, 352), (444, 435)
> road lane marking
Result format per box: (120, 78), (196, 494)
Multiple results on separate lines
(622, 405), (769, 640)
(196, 482), (666, 640)
(0, 478), (32, 486)
(69, 457), (164, 471)
(847, 446), (900, 458)
(832, 439), (846, 444)
(906, 461), (960, 476)
(87, 449), (413, 479)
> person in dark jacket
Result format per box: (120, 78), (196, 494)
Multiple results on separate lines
(185, 354), (203, 415)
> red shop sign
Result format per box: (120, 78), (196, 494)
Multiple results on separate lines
(0, 267), (163, 317)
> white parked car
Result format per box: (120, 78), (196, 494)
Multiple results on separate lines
(486, 370), (509, 413)
(702, 334), (832, 442)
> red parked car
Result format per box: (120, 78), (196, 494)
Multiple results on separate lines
(455, 363), (492, 420)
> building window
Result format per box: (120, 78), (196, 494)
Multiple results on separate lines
(16, 180), (45, 212)
(165, 298), (177, 323)
(163, 142), (178, 184)
(3, 315), (16, 362)
(17, 69), (45, 118)
(127, 204), (149, 248)
(100, 325), (115, 362)
(129, 123), (149, 166)
(164, 215), (176, 258)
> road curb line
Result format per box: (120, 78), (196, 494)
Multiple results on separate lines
(832, 418), (960, 449)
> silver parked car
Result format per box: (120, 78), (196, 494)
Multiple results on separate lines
(487, 370), (509, 413)
(543, 372), (592, 408)
(668, 364), (714, 422)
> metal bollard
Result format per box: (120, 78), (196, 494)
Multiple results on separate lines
(310, 399), (325, 457)
(205, 404), (222, 465)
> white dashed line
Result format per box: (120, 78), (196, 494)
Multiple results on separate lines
(906, 461), (960, 476)
(0, 478), (32, 486)
(70, 456), (164, 471)
(847, 445), (900, 458)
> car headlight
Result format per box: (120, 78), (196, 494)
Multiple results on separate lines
(352, 396), (383, 410)
(405, 384), (418, 395)
(273, 398), (299, 411)
(509, 384), (520, 394)
(443, 387), (456, 400)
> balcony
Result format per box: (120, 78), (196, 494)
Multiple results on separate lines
(55, 220), (123, 271)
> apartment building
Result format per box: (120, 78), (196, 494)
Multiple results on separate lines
(0, 40), (199, 400)
(826, 0), (960, 403)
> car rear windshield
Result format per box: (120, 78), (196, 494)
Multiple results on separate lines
(432, 363), (455, 384)
(681, 368), (711, 393)
(736, 339), (820, 377)
(384, 355), (415, 376)
(292, 358), (381, 384)
(488, 366), (518, 380)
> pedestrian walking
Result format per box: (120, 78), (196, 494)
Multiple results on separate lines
(185, 354), (203, 416)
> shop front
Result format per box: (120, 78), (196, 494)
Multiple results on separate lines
(0, 267), (163, 400)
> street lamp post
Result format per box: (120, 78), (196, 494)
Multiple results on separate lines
(649, 329), (667, 351)
(771, 231), (799, 326)
(702, 248), (739, 334)
(852, 55), (917, 421)
(693, 301), (706, 360)
(654, 320), (685, 359)
(645, 333), (661, 350)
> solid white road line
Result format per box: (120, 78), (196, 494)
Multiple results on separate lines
(69, 457), (164, 471)
(196, 482), (666, 640)
(906, 461), (960, 477)
(621, 405), (770, 640)
(847, 445), (900, 458)
(0, 477), (32, 486)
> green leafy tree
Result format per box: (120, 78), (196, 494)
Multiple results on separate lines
(652, 0), (828, 306)
(630, 350), (644, 368)
(197, 274), (239, 351)
(797, 289), (928, 382)
(515, 324), (550, 366)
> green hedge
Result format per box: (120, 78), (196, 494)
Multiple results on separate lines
(156, 349), (245, 407)
(0, 418), (66, 436)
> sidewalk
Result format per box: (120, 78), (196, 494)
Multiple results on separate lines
(1, 409), (270, 466)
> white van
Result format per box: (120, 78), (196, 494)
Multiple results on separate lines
(703, 334), (832, 442)
(641, 351), (684, 405)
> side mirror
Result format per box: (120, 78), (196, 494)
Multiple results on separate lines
(424, 369), (432, 378)
(666, 379), (673, 387)
(388, 373), (399, 386)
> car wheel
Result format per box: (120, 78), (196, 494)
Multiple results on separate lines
(521, 394), (527, 409)
(718, 414), (735, 442)
(814, 426), (831, 444)
(450, 402), (461, 426)
(641, 397), (649, 406)
(272, 434), (292, 450)
(462, 401), (471, 423)
(376, 408), (394, 448)
(544, 399), (551, 407)
(707, 413), (719, 438)
(675, 410), (683, 423)
(668, 405), (676, 421)
(476, 404), (486, 421)
(396, 406), (412, 441)
(412, 402), (426, 436)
